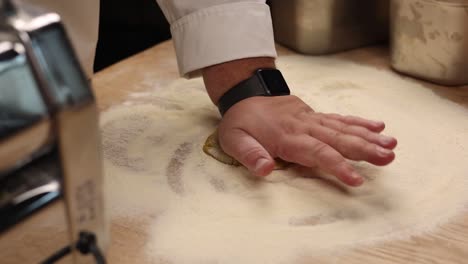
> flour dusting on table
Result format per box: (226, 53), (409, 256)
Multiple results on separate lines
(101, 56), (468, 264)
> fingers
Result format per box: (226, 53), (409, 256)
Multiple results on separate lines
(317, 117), (397, 149)
(324, 113), (386, 133)
(219, 128), (275, 177)
(278, 135), (364, 186)
(307, 124), (395, 166)
(216, 95), (398, 188)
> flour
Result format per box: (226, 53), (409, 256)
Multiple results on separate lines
(101, 55), (468, 263)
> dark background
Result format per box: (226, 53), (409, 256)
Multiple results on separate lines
(94, 0), (273, 73)
(93, 0), (171, 72)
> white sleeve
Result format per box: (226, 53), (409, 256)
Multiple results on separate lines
(155, 0), (277, 78)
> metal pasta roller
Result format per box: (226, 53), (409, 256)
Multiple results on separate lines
(0, 0), (107, 263)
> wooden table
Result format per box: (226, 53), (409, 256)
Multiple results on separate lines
(2, 40), (467, 264)
(92, 41), (468, 264)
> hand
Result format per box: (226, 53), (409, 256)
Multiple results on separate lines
(217, 95), (397, 186)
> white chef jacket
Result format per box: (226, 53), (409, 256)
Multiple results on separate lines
(26, 0), (277, 78)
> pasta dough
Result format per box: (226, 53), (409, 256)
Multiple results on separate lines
(202, 129), (289, 169)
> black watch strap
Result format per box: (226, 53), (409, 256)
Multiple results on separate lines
(217, 68), (290, 116)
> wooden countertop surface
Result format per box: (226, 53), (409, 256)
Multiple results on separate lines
(92, 41), (468, 264)
(3, 40), (467, 264)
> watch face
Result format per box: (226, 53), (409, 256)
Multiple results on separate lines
(257, 69), (290, 95)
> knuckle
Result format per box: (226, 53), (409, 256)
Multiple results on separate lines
(280, 119), (303, 135)
(366, 142), (379, 154)
(327, 113), (342, 120)
(357, 137), (370, 149)
(319, 117), (326, 126)
(363, 129), (374, 140)
(296, 106), (314, 120)
(335, 122), (348, 133)
(311, 142), (329, 157)
(341, 139), (369, 160)
(331, 131), (345, 145)
(301, 105), (314, 114)
(312, 116), (326, 126)
(240, 147), (266, 163)
(349, 125), (368, 137)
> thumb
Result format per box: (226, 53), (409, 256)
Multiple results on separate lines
(220, 128), (275, 177)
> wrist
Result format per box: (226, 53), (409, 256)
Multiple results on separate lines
(217, 68), (290, 116)
(202, 57), (276, 105)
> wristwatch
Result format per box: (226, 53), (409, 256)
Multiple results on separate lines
(217, 68), (291, 116)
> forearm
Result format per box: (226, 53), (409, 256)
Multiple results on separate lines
(202, 57), (276, 105)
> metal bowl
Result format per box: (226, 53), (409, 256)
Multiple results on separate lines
(270, 0), (389, 54)
(390, 0), (468, 85)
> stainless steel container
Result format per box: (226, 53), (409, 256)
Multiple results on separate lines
(0, 0), (108, 262)
(390, 0), (468, 85)
(270, 0), (390, 54)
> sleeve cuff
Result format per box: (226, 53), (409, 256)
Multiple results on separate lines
(170, 2), (277, 78)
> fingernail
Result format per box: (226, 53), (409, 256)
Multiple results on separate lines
(350, 171), (360, 179)
(254, 158), (270, 174)
(350, 172), (364, 185)
(373, 121), (385, 127)
(380, 136), (394, 146)
(376, 146), (393, 157)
